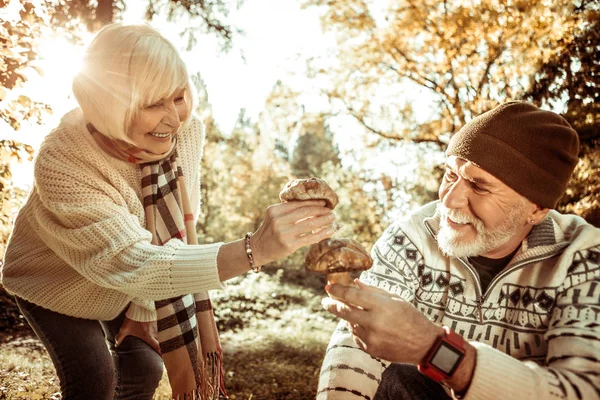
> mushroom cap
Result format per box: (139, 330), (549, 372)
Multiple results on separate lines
(279, 177), (339, 210)
(305, 238), (373, 274)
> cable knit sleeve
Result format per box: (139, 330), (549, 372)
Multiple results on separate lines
(28, 144), (224, 312)
(127, 298), (157, 322)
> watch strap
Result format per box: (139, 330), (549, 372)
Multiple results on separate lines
(418, 326), (466, 382)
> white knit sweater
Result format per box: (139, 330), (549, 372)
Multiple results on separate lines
(1, 108), (225, 322)
(318, 201), (600, 400)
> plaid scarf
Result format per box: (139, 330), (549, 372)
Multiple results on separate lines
(88, 124), (226, 400)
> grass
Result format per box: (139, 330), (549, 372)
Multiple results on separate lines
(0, 266), (339, 399)
(0, 335), (61, 399)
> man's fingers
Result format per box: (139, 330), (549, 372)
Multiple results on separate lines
(321, 297), (368, 326)
(326, 283), (379, 310)
(350, 323), (368, 341)
(352, 332), (368, 351)
(354, 280), (397, 297)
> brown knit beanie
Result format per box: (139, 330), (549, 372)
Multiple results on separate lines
(446, 101), (579, 208)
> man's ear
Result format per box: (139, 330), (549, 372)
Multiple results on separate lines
(529, 204), (550, 225)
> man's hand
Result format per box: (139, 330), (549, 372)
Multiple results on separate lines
(322, 280), (443, 365)
(115, 317), (161, 355)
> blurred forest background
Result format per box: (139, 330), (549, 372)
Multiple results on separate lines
(0, 0), (598, 398)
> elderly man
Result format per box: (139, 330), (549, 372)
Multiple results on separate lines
(318, 102), (600, 400)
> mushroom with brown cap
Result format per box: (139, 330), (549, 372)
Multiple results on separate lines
(305, 238), (373, 286)
(279, 177), (339, 210)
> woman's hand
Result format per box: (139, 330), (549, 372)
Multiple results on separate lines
(115, 317), (161, 355)
(250, 200), (336, 266)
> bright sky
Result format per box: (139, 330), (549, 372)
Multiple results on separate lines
(2, 0), (437, 205)
(2, 0), (337, 187)
(123, 0), (334, 133)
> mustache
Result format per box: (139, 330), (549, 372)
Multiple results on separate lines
(438, 204), (482, 226)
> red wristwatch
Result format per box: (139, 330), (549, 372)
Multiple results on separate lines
(418, 326), (466, 382)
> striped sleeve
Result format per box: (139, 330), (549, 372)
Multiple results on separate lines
(317, 322), (389, 400)
(318, 221), (422, 399)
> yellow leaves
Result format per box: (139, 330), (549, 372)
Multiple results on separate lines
(1, 94), (52, 131)
(304, 0), (376, 41)
(304, 0), (591, 144)
(16, 94), (29, 107)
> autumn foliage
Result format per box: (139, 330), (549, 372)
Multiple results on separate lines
(0, 0), (598, 397)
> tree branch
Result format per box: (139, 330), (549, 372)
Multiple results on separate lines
(382, 60), (456, 132)
(339, 98), (445, 147)
(475, 36), (505, 97)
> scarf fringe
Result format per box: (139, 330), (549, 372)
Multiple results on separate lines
(173, 352), (228, 400)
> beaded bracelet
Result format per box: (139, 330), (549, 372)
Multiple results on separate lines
(244, 232), (261, 273)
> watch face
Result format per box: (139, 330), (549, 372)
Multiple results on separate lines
(430, 342), (464, 375)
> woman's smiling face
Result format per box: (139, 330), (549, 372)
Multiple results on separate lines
(128, 87), (189, 154)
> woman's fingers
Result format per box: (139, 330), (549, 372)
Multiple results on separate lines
(149, 336), (161, 355)
(280, 204), (334, 225)
(115, 330), (125, 347)
(268, 200), (328, 217)
(115, 318), (161, 355)
(294, 212), (336, 234)
(250, 200), (337, 265)
(263, 202), (335, 241)
(300, 224), (336, 246)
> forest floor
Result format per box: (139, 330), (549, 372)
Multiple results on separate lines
(0, 267), (339, 400)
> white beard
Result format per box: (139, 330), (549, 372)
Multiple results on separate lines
(436, 202), (525, 258)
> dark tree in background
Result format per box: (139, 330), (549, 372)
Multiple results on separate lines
(303, 0), (599, 225)
(525, 1), (599, 225)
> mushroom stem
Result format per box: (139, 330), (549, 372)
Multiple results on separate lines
(326, 272), (355, 286)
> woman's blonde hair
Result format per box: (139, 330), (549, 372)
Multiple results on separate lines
(73, 24), (194, 143)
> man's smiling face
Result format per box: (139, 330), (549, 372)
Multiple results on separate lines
(436, 156), (537, 259)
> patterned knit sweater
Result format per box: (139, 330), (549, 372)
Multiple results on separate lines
(1, 108), (224, 323)
(318, 201), (600, 400)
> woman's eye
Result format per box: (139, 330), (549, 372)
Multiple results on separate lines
(175, 97), (185, 102)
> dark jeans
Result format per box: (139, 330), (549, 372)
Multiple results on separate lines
(374, 364), (452, 400)
(16, 297), (164, 400)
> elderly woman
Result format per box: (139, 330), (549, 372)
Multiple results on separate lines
(1, 24), (335, 400)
